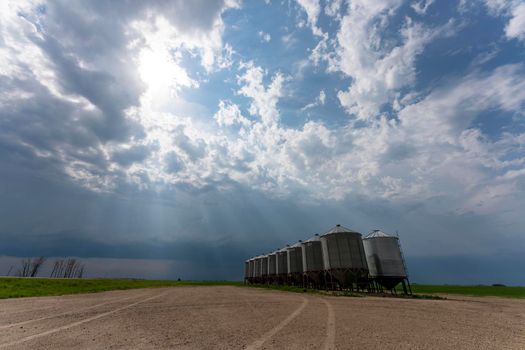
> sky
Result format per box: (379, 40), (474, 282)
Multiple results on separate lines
(1, 0), (525, 284)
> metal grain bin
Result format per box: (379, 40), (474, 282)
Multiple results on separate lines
(320, 224), (369, 290)
(261, 255), (269, 280)
(363, 230), (411, 293)
(287, 241), (303, 285)
(287, 242), (303, 274)
(300, 234), (324, 287)
(276, 247), (288, 284)
(248, 258), (255, 282)
(301, 234), (323, 272)
(253, 256), (262, 281)
(276, 248), (288, 275)
(363, 230), (406, 277)
(268, 252), (277, 276)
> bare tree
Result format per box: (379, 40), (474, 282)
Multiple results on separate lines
(57, 259), (65, 277)
(50, 258), (85, 278)
(16, 259), (31, 277)
(50, 260), (59, 278)
(29, 257), (46, 277)
(16, 257), (46, 277)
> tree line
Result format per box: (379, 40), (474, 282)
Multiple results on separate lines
(5, 257), (85, 278)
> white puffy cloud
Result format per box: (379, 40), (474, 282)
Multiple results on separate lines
(237, 62), (286, 125)
(325, 0), (343, 19)
(506, 3), (525, 41)
(228, 63), (525, 210)
(0, 0), (240, 193)
(2, 0), (525, 280)
(295, 0), (324, 36)
(484, 0), (525, 42)
(214, 101), (251, 127)
(330, 1), (456, 120)
(2, 0), (525, 219)
(181, 62), (525, 215)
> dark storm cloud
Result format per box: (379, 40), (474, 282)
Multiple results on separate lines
(1, 78), (111, 164)
(1, 0), (525, 285)
(1, 158), (524, 284)
(407, 254), (525, 286)
(31, 36), (142, 142)
(0, 0), (234, 192)
(0, 231), (248, 266)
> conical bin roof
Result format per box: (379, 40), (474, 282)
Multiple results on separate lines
(364, 229), (395, 239)
(321, 224), (360, 236)
(287, 241), (302, 249)
(303, 233), (320, 242)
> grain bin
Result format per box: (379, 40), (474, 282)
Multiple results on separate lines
(267, 251), (277, 284)
(261, 255), (269, 283)
(301, 234), (324, 288)
(248, 258), (255, 283)
(254, 255), (264, 283)
(286, 241), (303, 285)
(276, 247), (289, 284)
(320, 224), (369, 291)
(244, 260), (249, 283)
(363, 230), (411, 294)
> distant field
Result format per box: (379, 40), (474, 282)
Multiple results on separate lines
(1, 277), (524, 299)
(0, 277), (241, 299)
(407, 284), (525, 298)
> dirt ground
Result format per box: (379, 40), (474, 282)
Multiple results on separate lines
(0, 286), (524, 349)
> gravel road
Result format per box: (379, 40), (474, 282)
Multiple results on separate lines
(0, 286), (523, 349)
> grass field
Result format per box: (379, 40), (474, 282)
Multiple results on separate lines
(408, 284), (525, 298)
(0, 277), (241, 299)
(1, 277), (524, 299)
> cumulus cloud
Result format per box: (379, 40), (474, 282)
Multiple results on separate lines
(390, 65), (525, 211)
(484, 0), (525, 42)
(0, 0), (239, 193)
(505, 3), (525, 41)
(325, 0), (343, 19)
(2, 0), (524, 211)
(214, 101), (251, 127)
(237, 62), (286, 125)
(2, 0), (525, 278)
(295, 0), (324, 36)
(329, 1), (457, 120)
(225, 63), (525, 210)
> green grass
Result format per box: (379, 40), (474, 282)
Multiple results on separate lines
(404, 284), (525, 299)
(2, 277), (524, 300)
(0, 277), (242, 299)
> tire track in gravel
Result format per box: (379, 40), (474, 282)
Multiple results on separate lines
(0, 291), (169, 349)
(321, 298), (336, 350)
(245, 296), (309, 350)
(0, 290), (153, 330)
